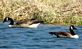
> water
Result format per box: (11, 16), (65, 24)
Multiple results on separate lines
(0, 22), (82, 49)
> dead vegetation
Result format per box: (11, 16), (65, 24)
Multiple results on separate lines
(0, 0), (82, 25)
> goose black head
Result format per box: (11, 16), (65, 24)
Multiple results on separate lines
(70, 25), (77, 30)
(3, 17), (14, 25)
(3, 17), (14, 22)
(3, 17), (8, 23)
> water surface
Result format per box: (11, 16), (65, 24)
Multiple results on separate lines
(0, 22), (82, 49)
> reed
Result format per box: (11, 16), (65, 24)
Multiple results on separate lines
(0, 0), (82, 25)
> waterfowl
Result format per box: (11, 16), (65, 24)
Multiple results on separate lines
(49, 25), (79, 39)
(3, 17), (43, 28)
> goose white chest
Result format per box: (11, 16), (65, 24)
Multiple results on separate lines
(70, 35), (79, 39)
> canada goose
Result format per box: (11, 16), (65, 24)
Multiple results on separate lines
(49, 25), (79, 39)
(3, 17), (43, 28)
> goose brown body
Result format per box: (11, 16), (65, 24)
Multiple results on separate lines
(49, 25), (79, 38)
(3, 17), (43, 28)
(49, 32), (73, 38)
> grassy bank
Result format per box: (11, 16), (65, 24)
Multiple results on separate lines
(0, 0), (82, 25)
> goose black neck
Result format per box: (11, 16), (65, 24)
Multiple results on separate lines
(69, 28), (76, 35)
(8, 18), (14, 25)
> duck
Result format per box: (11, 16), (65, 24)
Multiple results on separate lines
(3, 17), (43, 28)
(49, 25), (79, 39)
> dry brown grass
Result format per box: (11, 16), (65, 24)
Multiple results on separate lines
(0, 0), (82, 25)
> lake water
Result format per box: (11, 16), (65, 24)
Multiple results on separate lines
(0, 22), (82, 49)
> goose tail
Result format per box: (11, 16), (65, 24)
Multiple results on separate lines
(49, 32), (56, 35)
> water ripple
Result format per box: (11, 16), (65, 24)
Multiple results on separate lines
(0, 23), (82, 49)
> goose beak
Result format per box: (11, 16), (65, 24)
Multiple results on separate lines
(73, 26), (77, 30)
(3, 20), (5, 23)
(3, 19), (7, 23)
(70, 25), (77, 30)
(74, 27), (77, 30)
(3, 18), (7, 23)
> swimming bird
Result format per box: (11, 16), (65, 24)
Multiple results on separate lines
(3, 17), (43, 28)
(49, 25), (79, 39)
